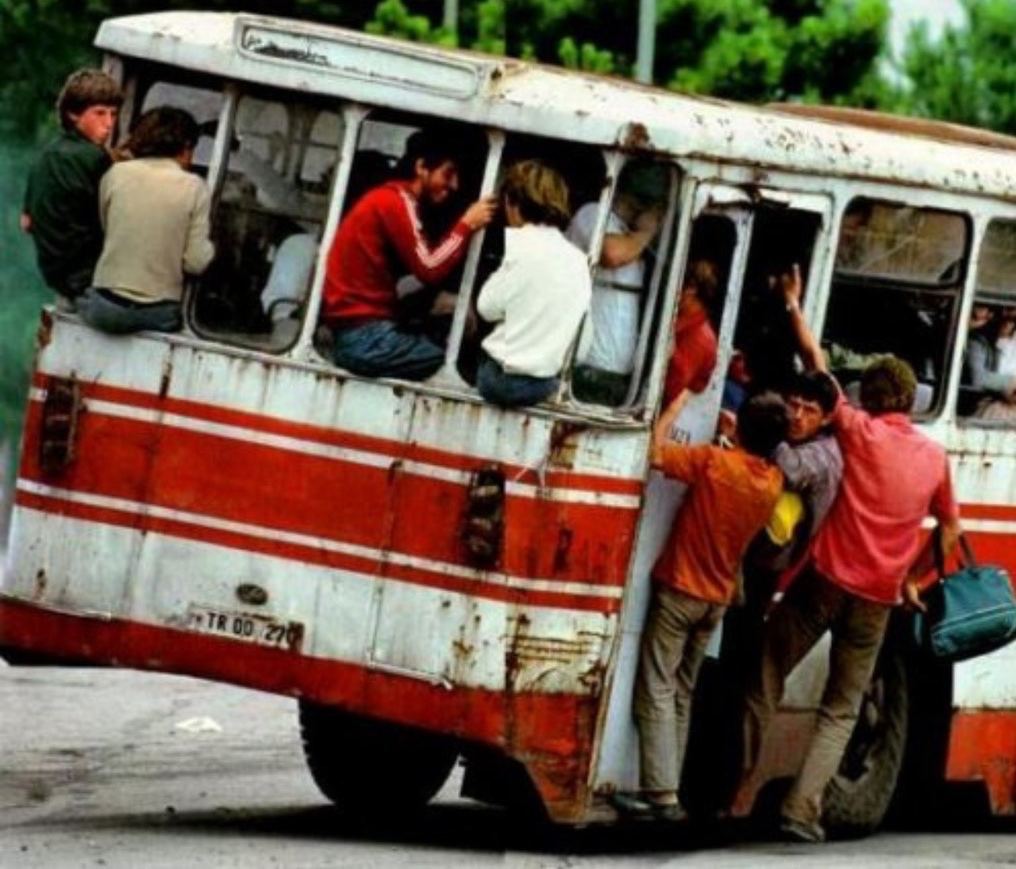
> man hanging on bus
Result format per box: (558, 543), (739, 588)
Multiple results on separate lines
(614, 388), (788, 822)
(21, 68), (123, 306)
(320, 128), (497, 381)
(739, 270), (962, 844)
(77, 107), (214, 334)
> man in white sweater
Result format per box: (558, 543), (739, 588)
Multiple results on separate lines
(476, 160), (591, 407)
(78, 107), (214, 334)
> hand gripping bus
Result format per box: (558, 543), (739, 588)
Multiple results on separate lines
(3, 11), (1016, 834)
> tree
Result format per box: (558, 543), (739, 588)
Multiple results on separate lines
(892, 0), (1016, 135)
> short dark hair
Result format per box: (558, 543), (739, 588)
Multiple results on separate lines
(127, 107), (200, 159)
(785, 370), (838, 414)
(57, 68), (123, 130)
(395, 127), (465, 179)
(684, 259), (719, 305)
(737, 391), (789, 458)
(860, 355), (917, 415)
(501, 160), (571, 229)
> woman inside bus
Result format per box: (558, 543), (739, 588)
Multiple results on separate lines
(964, 303), (1016, 420)
(475, 160), (592, 407)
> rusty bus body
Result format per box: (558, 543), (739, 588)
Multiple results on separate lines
(3, 11), (1016, 830)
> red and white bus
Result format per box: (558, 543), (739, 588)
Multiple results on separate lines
(3, 11), (1015, 833)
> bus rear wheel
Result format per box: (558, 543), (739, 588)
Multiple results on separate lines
(823, 648), (909, 837)
(298, 701), (458, 813)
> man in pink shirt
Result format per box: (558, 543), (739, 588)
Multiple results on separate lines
(740, 267), (961, 843)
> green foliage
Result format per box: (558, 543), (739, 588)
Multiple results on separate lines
(558, 37), (615, 74)
(366, 0), (456, 46)
(893, 0), (1016, 135)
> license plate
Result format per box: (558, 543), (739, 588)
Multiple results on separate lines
(187, 605), (303, 652)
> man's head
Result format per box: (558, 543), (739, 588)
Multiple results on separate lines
(397, 128), (466, 206)
(500, 160), (571, 230)
(860, 355), (917, 415)
(736, 391), (790, 458)
(680, 259), (719, 310)
(57, 68), (123, 144)
(126, 107), (200, 165)
(784, 370), (838, 443)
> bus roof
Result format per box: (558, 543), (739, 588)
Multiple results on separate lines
(96, 10), (1016, 203)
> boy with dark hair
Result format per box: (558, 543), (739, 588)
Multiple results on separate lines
(77, 107), (214, 335)
(21, 68), (123, 302)
(321, 127), (497, 380)
(616, 389), (788, 821)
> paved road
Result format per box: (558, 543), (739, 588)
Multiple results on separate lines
(2, 665), (1015, 868)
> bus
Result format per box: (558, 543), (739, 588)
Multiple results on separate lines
(2, 10), (1015, 834)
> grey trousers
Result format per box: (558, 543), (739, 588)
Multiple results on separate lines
(742, 566), (891, 827)
(77, 287), (182, 335)
(633, 585), (726, 795)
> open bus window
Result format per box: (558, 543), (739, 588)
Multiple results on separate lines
(455, 134), (605, 388)
(959, 219), (1016, 423)
(822, 198), (969, 417)
(191, 94), (343, 352)
(137, 81), (223, 178)
(570, 158), (679, 408)
(731, 207), (821, 393)
(316, 113), (488, 364)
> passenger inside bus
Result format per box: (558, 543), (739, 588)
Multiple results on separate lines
(475, 160), (592, 407)
(961, 302), (1016, 421)
(78, 107), (214, 335)
(820, 198), (968, 415)
(319, 126), (496, 380)
(568, 161), (666, 406)
(662, 260), (720, 406)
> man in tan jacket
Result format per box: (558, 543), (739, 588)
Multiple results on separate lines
(78, 107), (214, 334)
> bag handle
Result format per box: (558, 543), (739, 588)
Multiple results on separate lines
(933, 526), (977, 580)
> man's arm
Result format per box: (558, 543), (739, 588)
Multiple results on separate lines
(183, 182), (216, 276)
(651, 389), (689, 467)
(902, 461), (962, 611)
(382, 189), (494, 286)
(781, 264), (826, 373)
(599, 210), (660, 268)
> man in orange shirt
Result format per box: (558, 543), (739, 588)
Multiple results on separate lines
(615, 389), (789, 821)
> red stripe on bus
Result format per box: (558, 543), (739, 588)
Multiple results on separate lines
(14, 490), (622, 614)
(20, 404), (637, 588)
(960, 503), (1016, 521)
(32, 374), (645, 497)
(0, 598), (595, 822)
(946, 710), (1016, 815)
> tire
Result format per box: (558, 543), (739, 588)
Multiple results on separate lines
(823, 647), (909, 837)
(298, 701), (458, 813)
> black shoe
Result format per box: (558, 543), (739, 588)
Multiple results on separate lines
(778, 816), (826, 843)
(611, 792), (689, 823)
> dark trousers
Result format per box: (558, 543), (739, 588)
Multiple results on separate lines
(476, 352), (558, 408)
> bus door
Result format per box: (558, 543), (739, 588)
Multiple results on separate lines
(593, 182), (833, 795)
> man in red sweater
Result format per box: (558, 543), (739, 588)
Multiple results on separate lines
(321, 129), (495, 380)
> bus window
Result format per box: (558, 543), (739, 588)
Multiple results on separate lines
(822, 198), (969, 416)
(732, 206), (822, 394)
(571, 158), (679, 409)
(192, 93), (344, 352)
(136, 80), (223, 176)
(456, 134), (605, 388)
(959, 218), (1016, 423)
(318, 113), (488, 364)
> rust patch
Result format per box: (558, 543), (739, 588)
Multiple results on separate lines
(39, 376), (83, 476)
(158, 360), (173, 400)
(33, 569), (47, 601)
(461, 466), (505, 569)
(620, 121), (651, 150)
(552, 526), (574, 574)
(37, 309), (53, 349)
(548, 420), (585, 469)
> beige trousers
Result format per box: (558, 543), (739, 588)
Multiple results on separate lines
(634, 585), (726, 795)
(742, 567), (891, 827)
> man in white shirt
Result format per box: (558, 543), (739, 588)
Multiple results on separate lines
(567, 165), (663, 405)
(476, 160), (591, 407)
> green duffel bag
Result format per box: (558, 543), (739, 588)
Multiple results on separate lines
(913, 533), (1016, 663)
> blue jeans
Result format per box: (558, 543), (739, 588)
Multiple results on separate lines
(332, 320), (444, 381)
(477, 352), (558, 407)
(77, 287), (182, 335)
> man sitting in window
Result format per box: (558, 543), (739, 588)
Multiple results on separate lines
(78, 107), (214, 334)
(320, 129), (496, 381)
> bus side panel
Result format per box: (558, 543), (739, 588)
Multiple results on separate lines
(1, 316), (647, 822)
(942, 429), (1016, 814)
